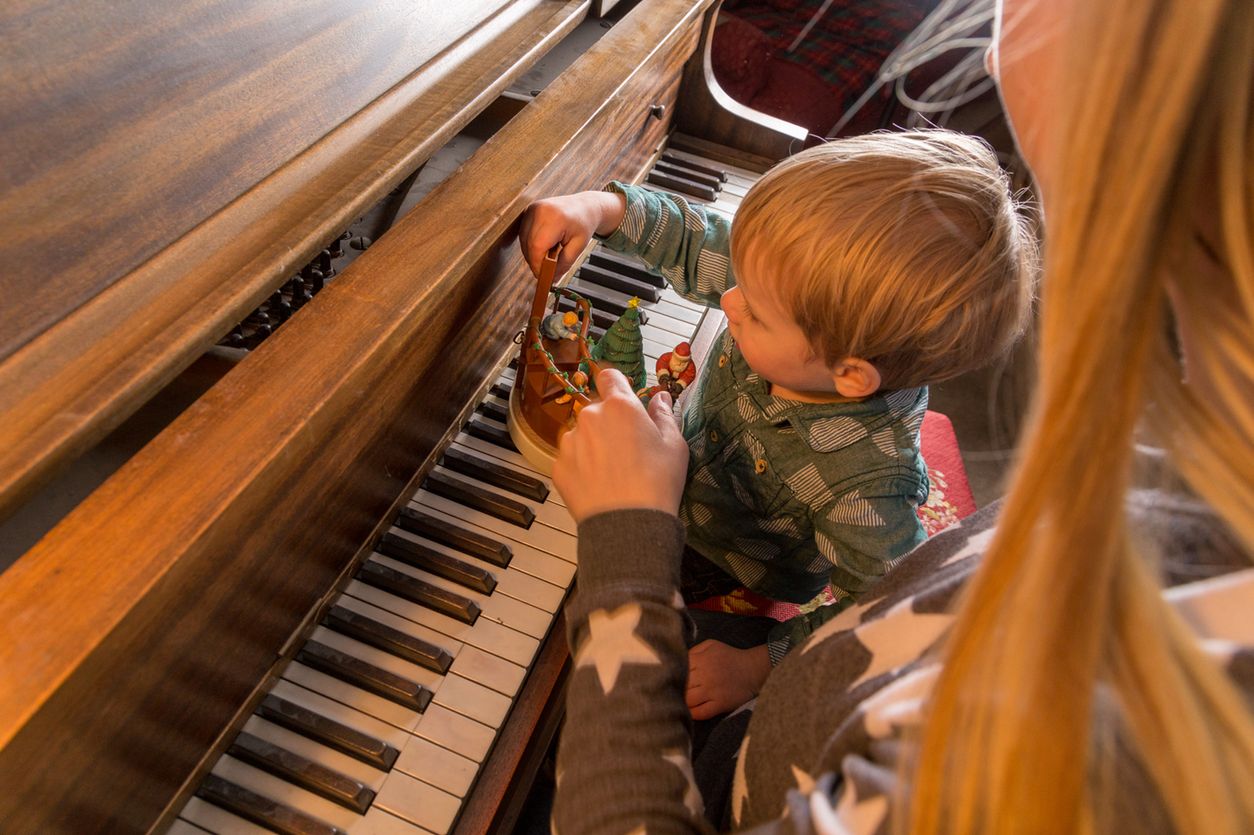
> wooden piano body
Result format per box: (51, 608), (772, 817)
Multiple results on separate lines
(0, 0), (803, 831)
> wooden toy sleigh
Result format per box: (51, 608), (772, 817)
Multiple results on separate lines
(506, 246), (604, 474)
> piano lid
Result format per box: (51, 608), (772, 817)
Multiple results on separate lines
(0, 0), (589, 519)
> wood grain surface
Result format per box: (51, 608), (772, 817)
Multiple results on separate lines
(0, 0), (589, 519)
(0, 0), (709, 830)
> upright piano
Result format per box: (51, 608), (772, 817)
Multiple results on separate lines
(0, 1), (805, 831)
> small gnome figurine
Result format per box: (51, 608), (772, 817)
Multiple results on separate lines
(656, 341), (695, 396)
(541, 310), (580, 341)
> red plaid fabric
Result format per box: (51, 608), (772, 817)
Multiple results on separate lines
(712, 0), (945, 135)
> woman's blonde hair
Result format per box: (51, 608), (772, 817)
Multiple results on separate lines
(729, 129), (1037, 390)
(908, 1), (1254, 833)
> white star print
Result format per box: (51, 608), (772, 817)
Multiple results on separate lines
(663, 748), (704, 817)
(847, 598), (950, 691)
(731, 733), (751, 825)
(790, 764), (816, 795)
(941, 525), (994, 568)
(860, 665), (936, 738)
(800, 595), (884, 654)
(832, 775), (889, 833)
(574, 603), (661, 694)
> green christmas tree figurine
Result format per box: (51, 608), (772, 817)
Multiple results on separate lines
(590, 297), (647, 390)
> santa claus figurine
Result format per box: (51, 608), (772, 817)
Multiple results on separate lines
(656, 341), (695, 396)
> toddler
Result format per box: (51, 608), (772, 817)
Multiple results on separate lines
(520, 130), (1037, 717)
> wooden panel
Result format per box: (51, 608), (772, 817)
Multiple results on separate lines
(1, 0), (509, 360)
(0, 0), (708, 831)
(673, 0), (808, 161)
(0, 0), (590, 520)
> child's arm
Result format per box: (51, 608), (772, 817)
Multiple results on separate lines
(519, 183), (735, 308)
(598, 182), (734, 309)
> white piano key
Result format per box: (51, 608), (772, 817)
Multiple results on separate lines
(269, 679), (412, 751)
(454, 431), (544, 477)
(394, 511), (573, 587)
(181, 797), (275, 835)
(370, 554), (554, 639)
(308, 625), (513, 727)
(429, 673), (511, 728)
(169, 817), (214, 835)
(372, 769), (462, 835)
(308, 626), (445, 693)
(411, 481), (576, 566)
(333, 594), (466, 660)
(210, 754), (359, 831)
(660, 147), (761, 185)
(659, 286), (717, 313)
(344, 580), (540, 668)
(441, 644), (526, 698)
(567, 278), (702, 325)
(352, 807), (436, 835)
(282, 661), (423, 733)
(413, 490), (577, 564)
(447, 439), (561, 505)
(412, 704), (495, 762)
(393, 735), (479, 798)
(386, 527), (567, 611)
(240, 715), (388, 791)
(429, 463), (575, 535)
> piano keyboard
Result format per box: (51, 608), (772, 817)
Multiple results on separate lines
(174, 148), (758, 835)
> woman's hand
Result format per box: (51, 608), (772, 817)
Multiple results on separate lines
(552, 367), (688, 523)
(518, 191), (627, 278)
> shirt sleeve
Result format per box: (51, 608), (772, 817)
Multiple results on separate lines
(553, 509), (716, 835)
(597, 180), (735, 309)
(765, 489), (928, 662)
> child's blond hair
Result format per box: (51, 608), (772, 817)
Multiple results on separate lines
(730, 129), (1037, 390)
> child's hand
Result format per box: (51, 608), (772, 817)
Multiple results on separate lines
(519, 191), (627, 278)
(552, 367), (687, 523)
(686, 641), (771, 720)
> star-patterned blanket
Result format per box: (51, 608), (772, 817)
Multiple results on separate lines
(553, 501), (1254, 834)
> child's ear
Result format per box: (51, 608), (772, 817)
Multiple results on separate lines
(831, 358), (881, 399)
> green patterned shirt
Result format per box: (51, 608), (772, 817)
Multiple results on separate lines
(601, 182), (929, 660)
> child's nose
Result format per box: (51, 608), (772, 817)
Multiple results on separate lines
(719, 287), (740, 321)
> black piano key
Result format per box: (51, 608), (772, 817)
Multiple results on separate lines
(661, 150), (729, 182)
(588, 251), (667, 287)
(324, 602), (455, 673)
(466, 415), (517, 451)
(576, 263), (662, 303)
(357, 560), (481, 625)
(197, 774), (345, 835)
(442, 447), (549, 503)
(476, 398), (509, 424)
(568, 284), (630, 318)
(646, 169), (718, 202)
(396, 506), (512, 568)
(489, 382), (512, 401)
(557, 297), (617, 331)
(651, 159), (723, 192)
(257, 695), (398, 771)
(377, 532), (496, 596)
(424, 470), (534, 529)
(227, 732), (376, 814)
(296, 640), (434, 713)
